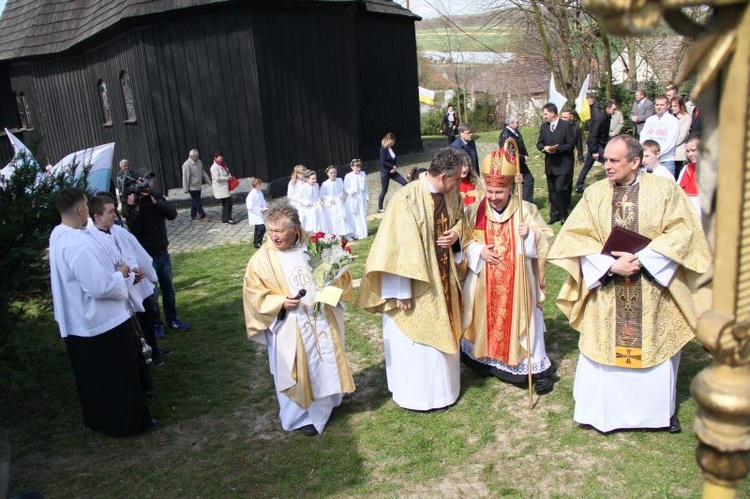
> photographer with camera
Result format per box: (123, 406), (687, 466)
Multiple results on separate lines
(125, 169), (190, 335)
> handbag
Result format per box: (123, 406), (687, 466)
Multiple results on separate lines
(228, 175), (239, 191)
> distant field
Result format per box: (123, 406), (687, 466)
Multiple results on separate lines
(416, 24), (518, 53)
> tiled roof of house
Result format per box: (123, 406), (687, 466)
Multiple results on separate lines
(0, 0), (417, 61)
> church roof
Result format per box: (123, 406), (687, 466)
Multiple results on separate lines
(0, 0), (418, 61)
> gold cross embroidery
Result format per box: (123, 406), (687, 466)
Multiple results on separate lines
(614, 193), (636, 227)
(616, 348), (642, 365)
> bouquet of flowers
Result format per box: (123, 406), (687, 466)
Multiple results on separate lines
(307, 232), (354, 311)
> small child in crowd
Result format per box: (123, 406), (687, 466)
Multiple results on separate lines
(286, 164), (307, 210)
(298, 170), (326, 233)
(245, 178), (268, 248)
(320, 165), (351, 236)
(641, 140), (673, 180)
(344, 159), (368, 240)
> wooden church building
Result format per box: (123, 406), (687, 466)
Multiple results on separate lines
(0, 0), (422, 190)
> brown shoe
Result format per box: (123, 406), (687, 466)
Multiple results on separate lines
(200, 217), (210, 222)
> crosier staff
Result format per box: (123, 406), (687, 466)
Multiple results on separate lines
(504, 137), (535, 409)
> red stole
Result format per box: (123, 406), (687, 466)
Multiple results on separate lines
(475, 199), (517, 362)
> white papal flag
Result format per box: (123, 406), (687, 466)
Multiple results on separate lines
(418, 86), (435, 106)
(547, 73), (568, 113)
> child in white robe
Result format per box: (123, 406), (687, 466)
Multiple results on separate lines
(344, 159), (368, 239)
(320, 165), (352, 236)
(286, 164), (307, 210)
(298, 170), (327, 234)
(246, 178), (268, 248)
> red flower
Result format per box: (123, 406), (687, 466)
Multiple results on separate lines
(310, 235), (319, 243)
(341, 237), (348, 247)
(344, 246), (351, 253)
(316, 231), (325, 239)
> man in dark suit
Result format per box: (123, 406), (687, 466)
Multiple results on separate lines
(441, 104), (459, 143)
(498, 114), (534, 203)
(575, 100), (611, 193)
(561, 109), (584, 163)
(450, 123), (479, 174)
(537, 103), (575, 224)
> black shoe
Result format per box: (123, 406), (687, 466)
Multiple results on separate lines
(253, 243), (261, 248)
(534, 376), (554, 395)
(150, 358), (165, 368)
(561, 218), (567, 224)
(296, 424), (318, 436)
(156, 346), (173, 357)
(147, 418), (160, 431)
(547, 219), (559, 225)
(575, 188), (584, 194)
(667, 414), (681, 434)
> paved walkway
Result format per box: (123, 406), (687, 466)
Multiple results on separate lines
(165, 142), (496, 254)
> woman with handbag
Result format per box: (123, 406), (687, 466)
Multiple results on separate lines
(211, 151), (235, 224)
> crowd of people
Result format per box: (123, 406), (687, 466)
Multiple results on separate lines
(50, 85), (710, 441)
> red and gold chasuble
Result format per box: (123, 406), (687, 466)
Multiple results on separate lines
(474, 200), (518, 362)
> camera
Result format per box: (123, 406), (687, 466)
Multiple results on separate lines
(123, 176), (152, 198)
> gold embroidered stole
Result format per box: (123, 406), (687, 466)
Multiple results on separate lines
(432, 192), (454, 330)
(611, 183), (643, 368)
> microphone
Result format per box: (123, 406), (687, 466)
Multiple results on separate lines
(278, 289), (306, 321)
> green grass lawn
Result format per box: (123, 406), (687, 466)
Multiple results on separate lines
(3, 146), (747, 497)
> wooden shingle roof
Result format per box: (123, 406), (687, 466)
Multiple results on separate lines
(0, 0), (418, 61)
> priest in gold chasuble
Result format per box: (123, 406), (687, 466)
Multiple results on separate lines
(548, 136), (711, 433)
(355, 148), (466, 411)
(242, 203), (355, 436)
(461, 149), (556, 394)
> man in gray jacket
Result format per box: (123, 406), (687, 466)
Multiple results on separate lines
(181, 149), (211, 221)
(629, 89), (654, 138)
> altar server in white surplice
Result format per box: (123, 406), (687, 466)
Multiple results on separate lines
(50, 187), (154, 437)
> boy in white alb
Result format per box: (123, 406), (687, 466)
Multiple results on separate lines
(641, 140), (674, 180)
(246, 177), (269, 248)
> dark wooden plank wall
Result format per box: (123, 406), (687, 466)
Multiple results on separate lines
(141, 9), (266, 190)
(251, 5), (359, 180)
(354, 13), (422, 159)
(3, 2), (422, 190)
(7, 34), (162, 186)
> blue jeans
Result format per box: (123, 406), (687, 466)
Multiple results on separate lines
(660, 160), (676, 178)
(151, 252), (178, 323)
(189, 190), (206, 219)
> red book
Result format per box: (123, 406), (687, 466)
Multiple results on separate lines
(601, 226), (652, 256)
